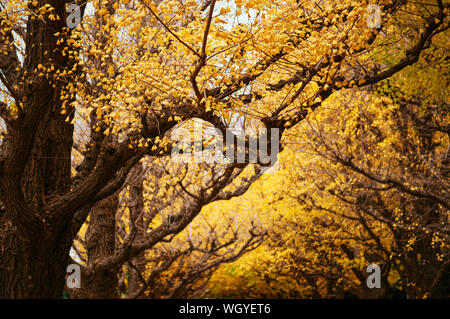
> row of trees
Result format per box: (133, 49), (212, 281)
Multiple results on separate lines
(207, 13), (449, 297)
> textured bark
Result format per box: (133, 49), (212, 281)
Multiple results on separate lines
(0, 86), (73, 298)
(0, 214), (72, 298)
(0, 0), (78, 298)
(73, 196), (120, 299)
(126, 164), (146, 298)
(0, 76), (74, 298)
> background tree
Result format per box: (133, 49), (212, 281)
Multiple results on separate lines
(67, 157), (266, 298)
(208, 15), (449, 297)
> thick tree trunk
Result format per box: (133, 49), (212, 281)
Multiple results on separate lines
(0, 0), (83, 298)
(0, 109), (74, 297)
(71, 164), (146, 299)
(0, 215), (71, 298)
(127, 163), (146, 298)
(72, 195), (120, 298)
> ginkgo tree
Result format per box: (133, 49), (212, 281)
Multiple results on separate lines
(0, 0), (447, 298)
(213, 89), (448, 298)
(207, 14), (449, 298)
(65, 157), (266, 299)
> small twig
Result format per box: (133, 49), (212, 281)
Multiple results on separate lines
(144, 3), (201, 59)
(0, 72), (23, 117)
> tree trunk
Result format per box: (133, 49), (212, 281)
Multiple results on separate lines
(72, 195), (119, 298)
(0, 215), (71, 298)
(126, 163), (146, 298)
(0, 105), (74, 297)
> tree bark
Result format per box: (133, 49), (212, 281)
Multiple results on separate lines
(72, 195), (120, 298)
(126, 164), (146, 298)
(0, 214), (72, 298)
